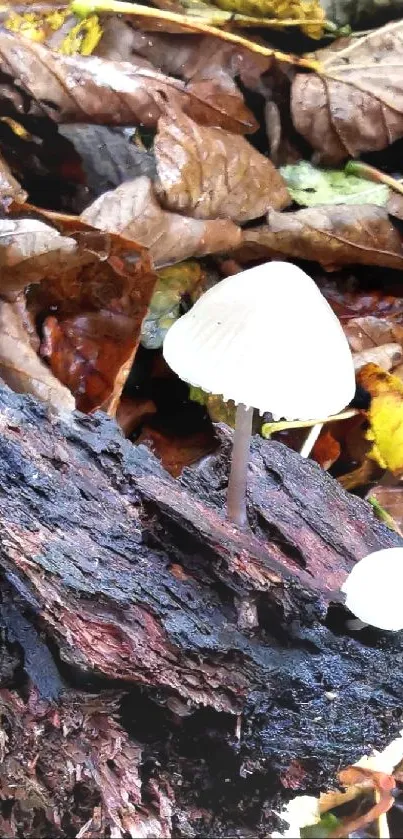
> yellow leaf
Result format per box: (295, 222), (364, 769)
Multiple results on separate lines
(357, 363), (403, 475)
(4, 9), (71, 43)
(209, 0), (325, 37)
(4, 8), (102, 56)
(59, 15), (102, 55)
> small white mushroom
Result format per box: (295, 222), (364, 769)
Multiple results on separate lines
(341, 547), (403, 631)
(163, 261), (355, 527)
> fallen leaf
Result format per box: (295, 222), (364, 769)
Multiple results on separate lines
(95, 19), (258, 133)
(0, 217), (80, 298)
(312, 429), (341, 470)
(345, 315), (403, 354)
(22, 217), (158, 413)
(81, 176), (242, 266)
(319, 280), (403, 322)
(292, 21), (403, 163)
(328, 766), (395, 838)
(242, 204), (403, 270)
(0, 299), (75, 412)
(114, 25), (269, 92)
(353, 343), (403, 372)
(367, 491), (403, 536)
(321, 0), (403, 28)
(58, 123), (156, 203)
(41, 310), (141, 414)
(357, 363), (403, 475)
(3, 7), (103, 56)
(0, 28), (256, 133)
(141, 261), (207, 350)
(137, 424), (217, 476)
(0, 150), (27, 208)
(280, 161), (391, 208)
(116, 395), (157, 436)
(189, 386), (236, 426)
(386, 190), (403, 220)
(211, 0), (325, 37)
(154, 109), (289, 223)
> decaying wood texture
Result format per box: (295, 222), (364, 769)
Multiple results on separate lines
(0, 382), (402, 837)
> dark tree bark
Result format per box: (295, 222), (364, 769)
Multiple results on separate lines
(0, 383), (401, 838)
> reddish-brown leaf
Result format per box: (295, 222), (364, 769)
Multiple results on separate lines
(21, 209), (157, 414)
(137, 424), (217, 477)
(312, 430), (341, 471)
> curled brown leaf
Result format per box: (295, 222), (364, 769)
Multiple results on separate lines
(292, 21), (403, 163)
(154, 110), (289, 223)
(81, 176), (242, 266)
(242, 204), (403, 270)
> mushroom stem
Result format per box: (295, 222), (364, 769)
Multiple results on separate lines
(227, 404), (253, 527)
(299, 423), (323, 458)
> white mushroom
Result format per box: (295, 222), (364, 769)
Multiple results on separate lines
(341, 547), (403, 631)
(163, 261), (355, 527)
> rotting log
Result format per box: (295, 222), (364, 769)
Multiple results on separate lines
(0, 383), (402, 837)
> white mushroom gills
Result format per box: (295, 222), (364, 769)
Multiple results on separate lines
(341, 547), (403, 631)
(163, 261), (356, 526)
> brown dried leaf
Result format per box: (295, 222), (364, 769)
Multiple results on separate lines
(116, 27), (270, 90)
(0, 28), (255, 133)
(353, 343), (403, 372)
(81, 176), (242, 267)
(292, 21), (403, 164)
(0, 217), (81, 298)
(345, 315), (403, 372)
(243, 204), (403, 270)
(0, 299), (75, 411)
(95, 19), (258, 133)
(345, 316), (403, 354)
(154, 109), (289, 223)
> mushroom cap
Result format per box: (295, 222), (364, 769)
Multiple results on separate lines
(341, 547), (403, 631)
(163, 261), (355, 419)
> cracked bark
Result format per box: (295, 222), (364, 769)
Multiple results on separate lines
(0, 384), (401, 837)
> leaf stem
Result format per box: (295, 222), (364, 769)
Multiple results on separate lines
(70, 0), (321, 70)
(345, 161), (403, 198)
(261, 408), (357, 439)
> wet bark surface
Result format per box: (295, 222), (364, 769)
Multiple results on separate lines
(0, 383), (401, 837)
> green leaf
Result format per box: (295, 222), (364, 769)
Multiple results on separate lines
(141, 261), (203, 350)
(189, 387), (236, 426)
(280, 161), (390, 208)
(301, 812), (340, 839)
